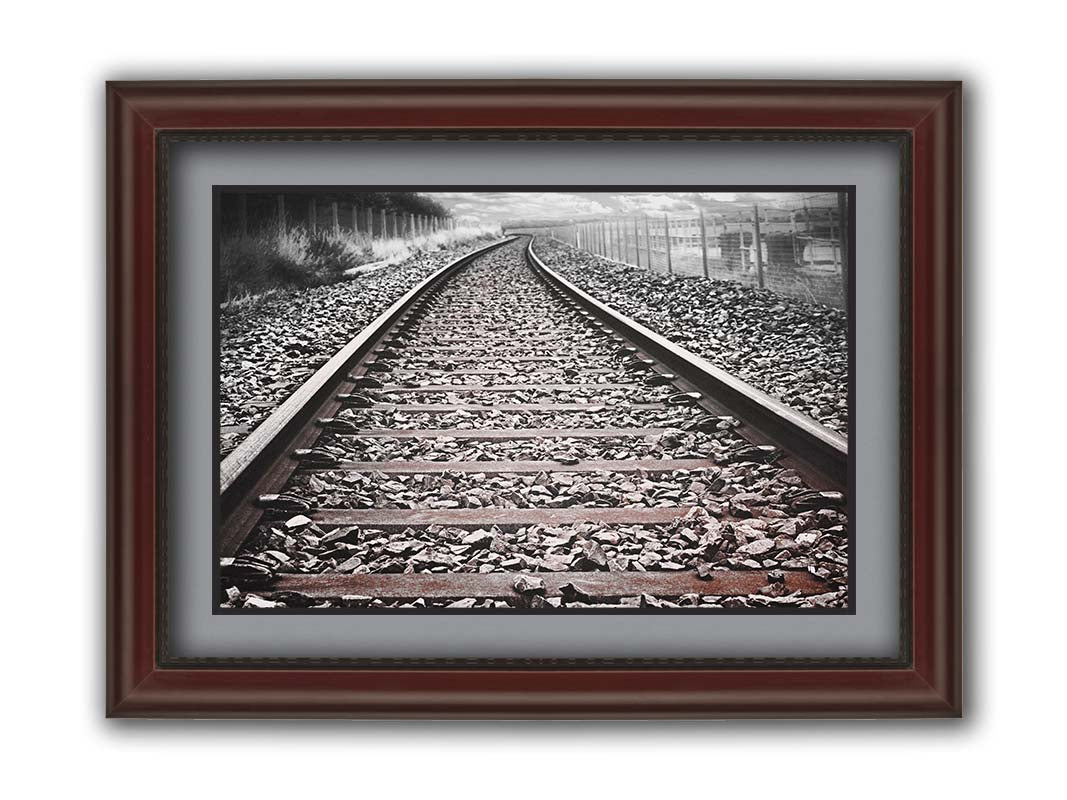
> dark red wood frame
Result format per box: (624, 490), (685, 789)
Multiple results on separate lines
(106, 80), (961, 718)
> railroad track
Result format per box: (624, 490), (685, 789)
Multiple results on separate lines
(219, 236), (850, 610)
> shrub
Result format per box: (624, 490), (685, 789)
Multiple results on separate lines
(218, 223), (501, 302)
(219, 227), (372, 298)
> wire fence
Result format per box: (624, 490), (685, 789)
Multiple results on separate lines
(513, 192), (848, 308)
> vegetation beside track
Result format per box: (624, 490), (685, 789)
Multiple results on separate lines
(219, 224), (499, 303)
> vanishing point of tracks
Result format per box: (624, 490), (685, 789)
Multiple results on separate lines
(220, 237), (850, 610)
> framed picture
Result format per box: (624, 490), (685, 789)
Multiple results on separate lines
(107, 80), (961, 718)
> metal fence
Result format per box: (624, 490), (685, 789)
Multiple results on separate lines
(515, 193), (848, 308)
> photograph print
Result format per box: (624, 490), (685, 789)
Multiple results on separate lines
(216, 188), (852, 613)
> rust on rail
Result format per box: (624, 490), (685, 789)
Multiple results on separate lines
(330, 427), (671, 439)
(390, 368), (617, 376)
(305, 506), (697, 528)
(297, 457), (718, 474)
(381, 383), (644, 392)
(263, 570), (829, 600)
(341, 402), (667, 412)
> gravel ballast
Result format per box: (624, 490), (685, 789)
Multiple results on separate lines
(223, 240), (850, 610)
(533, 237), (849, 435)
(219, 238), (495, 456)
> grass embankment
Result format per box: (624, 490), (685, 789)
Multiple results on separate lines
(219, 224), (499, 307)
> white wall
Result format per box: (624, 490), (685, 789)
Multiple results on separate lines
(1, 1), (1058, 796)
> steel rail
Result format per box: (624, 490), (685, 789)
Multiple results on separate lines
(525, 238), (849, 490)
(218, 236), (517, 557)
(218, 235), (843, 607)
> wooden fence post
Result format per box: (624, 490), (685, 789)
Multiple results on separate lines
(633, 217), (641, 268)
(308, 197), (317, 234)
(753, 204), (765, 288)
(698, 208), (709, 278)
(829, 204), (839, 269)
(644, 215), (652, 270)
(802, 197), (812, 266)
(791, 210), (800, 264)
(664, 214), (673, 274)
(838, 191), (849, 304)
(381, 209), (387, 239)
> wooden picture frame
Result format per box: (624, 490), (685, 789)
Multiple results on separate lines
(106, 80), (961, 718)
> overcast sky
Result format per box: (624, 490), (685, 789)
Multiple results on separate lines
(426, 191), (831, 224)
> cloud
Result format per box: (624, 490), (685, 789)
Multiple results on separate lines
(425, 191), (838, 224)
